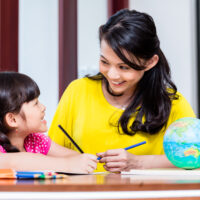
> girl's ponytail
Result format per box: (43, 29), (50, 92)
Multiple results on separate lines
(0, 131), (19, 152)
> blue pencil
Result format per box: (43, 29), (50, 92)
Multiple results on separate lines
(16, 173), (46, 179)
(97, 141), (146, 160)
(124, 141), (146, 150)
(16, 171), (45, 175)
(16, 172), (61, 179)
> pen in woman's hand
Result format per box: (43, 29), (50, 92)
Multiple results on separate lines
(97, 141), (146, 160)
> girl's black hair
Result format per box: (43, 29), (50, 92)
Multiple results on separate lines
(0, 72), (40, 152)
(88, 9), (178, 135)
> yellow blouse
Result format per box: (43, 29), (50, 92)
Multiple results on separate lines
(48, 78), (195, 171)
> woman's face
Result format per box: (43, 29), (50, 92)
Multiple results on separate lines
(99, 40), (146, 96)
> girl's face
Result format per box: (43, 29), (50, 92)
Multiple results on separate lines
(99, 40), (146, 96)
(17, 98), (47, 134)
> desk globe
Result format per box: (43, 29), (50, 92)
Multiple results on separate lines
(163, 117), (200, 169)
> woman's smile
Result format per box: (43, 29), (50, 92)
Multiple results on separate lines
(110, 81), (126, 86)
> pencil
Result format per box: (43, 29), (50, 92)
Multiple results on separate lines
(58, 124), (84, 153)
(124, 141), (146, 150)
(97, 141), (146, 160)
(16, 171), (67, 179)
(16, 171), (46, 175)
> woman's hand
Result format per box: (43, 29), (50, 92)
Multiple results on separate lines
(66, 153), (98, 174)
(97, 150), (175, 172)
(97, 149), (140, 172)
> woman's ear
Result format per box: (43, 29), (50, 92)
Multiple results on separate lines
(4, 113), (18, 129)
(145, 54), (159, 71)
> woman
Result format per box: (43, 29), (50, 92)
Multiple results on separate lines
(49, 9), (195, 172)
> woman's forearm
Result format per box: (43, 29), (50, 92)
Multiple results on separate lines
(98, 149), (175, 172)
(136, 154), (175, 169)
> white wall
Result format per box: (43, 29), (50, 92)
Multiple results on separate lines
(78, 0), (107, 77)
(19, 0), (59, 128)
(19, 0), (108, 127)
(19, 0), (108, 128)
(18, 0), (198, 128)
(130, 0), (198, 114)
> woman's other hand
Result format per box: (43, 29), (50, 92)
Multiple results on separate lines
(97, 149), (141, 172)
(97, 150), (175, 172)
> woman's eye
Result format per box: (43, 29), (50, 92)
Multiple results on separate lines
(101, 60), (108, 65)
(119, 66), (130, 70)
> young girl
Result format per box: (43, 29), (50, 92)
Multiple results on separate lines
(0, 71), (97, 173)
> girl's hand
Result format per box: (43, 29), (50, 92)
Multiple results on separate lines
(97, 149), (141, 172)
(67, 153), (98, 174)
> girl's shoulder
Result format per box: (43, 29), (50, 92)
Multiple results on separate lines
(24, 133), (51, 155)
(25, 132), (50, 140)
(0, 145), (6, 153)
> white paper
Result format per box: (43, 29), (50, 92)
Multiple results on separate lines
(121, 168), (200, 176)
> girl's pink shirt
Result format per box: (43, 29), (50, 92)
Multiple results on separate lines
(0, 133), (51, 155)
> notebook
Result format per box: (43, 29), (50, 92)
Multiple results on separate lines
(121, 168), (200, 176)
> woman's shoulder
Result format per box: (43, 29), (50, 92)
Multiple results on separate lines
(172, 91), (189, 104)
(66, 77), (101, 93)
(171, 90), (195, 117)
(70, 77), (100, 87)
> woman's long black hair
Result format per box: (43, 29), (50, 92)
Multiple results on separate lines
(0, 72), (40, 152)
(88, 9), (178, 135)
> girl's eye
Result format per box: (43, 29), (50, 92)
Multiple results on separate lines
(119, 65), (130, 70)
(35, 101), (38, 105)
(101, 60), (109, 65)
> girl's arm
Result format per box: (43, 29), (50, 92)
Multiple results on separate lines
(0, 152), (97, 173)
(47, 141), (98, 173)
(97, 149), (174, 172)
(47, 141), (79, 157)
